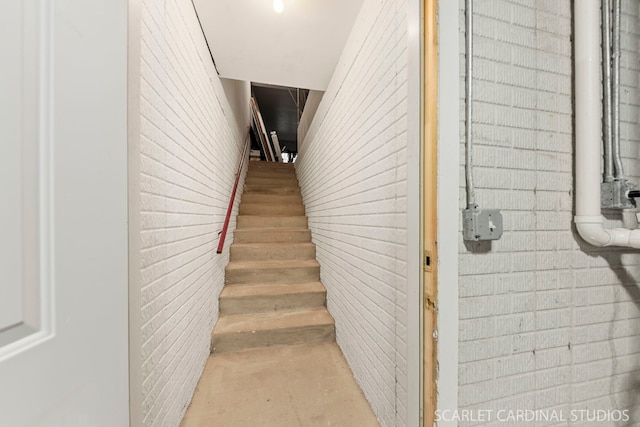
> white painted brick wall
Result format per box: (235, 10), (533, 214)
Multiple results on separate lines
(295, 0), (410, 425)
(459, 0), (640, 424)
(139, 0), (247, 425)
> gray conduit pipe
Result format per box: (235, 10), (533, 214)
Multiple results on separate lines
(602, 0), (614, 182)
(465, 0), (475, 208)
(612, 0), (625, 179)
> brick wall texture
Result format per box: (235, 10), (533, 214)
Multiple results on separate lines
(295, 0), (410, 425)
(459, 0), (640, 425)
(138, 0), (247, 425)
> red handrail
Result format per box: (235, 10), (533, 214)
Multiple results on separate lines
(217, 130), (250, 254)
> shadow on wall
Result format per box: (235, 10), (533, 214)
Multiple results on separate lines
(574, 230), (640, 424)
(614, 2), (640, 426)
(606, 256), (640, 426)
(463, 239), (492, 254)
(569, 2), (640, 419)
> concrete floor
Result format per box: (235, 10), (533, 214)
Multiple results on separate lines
(180, 342), (379, 427)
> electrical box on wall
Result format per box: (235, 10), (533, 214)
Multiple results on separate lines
(462, 207), (503, 241)
(601, 180), (637, 210)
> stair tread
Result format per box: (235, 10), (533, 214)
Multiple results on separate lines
(234, 227), (309, 232)
(239, 204), (305, 216)
(213, 308), (333, 335)
(249, 162), (294, 166)
(226, 259), (320, 270)
(233, 228), (311, 244)
(245, 182), (297, 186)
(243, 186), (301, 193)
(237, 216), (307, 219)
(241, 194), (302, 199)
(231, 242), (314, 249)
(247, 169), (296, 173)
(246, 175), (297, 178)
(240, 202), (304, 206)
(247, 176), (294, 178)
(244, 184), (300, 188)
(246, 174), (296, 178)
(236, 216), (308, 229)
(220, 282), (325, 299)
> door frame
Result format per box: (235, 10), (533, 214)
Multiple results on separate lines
(406, 0), (423, 425)
(423, 0), (438, 422)
(128, 0), (143, 425)
(421, 0), (460, 425)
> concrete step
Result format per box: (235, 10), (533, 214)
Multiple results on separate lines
(243, 185), (301, 195)
(248, 161), (295, 170)
(211, 308), (335, 353)
(219, 282), (326, 315)
(230, 242), (316, 262)
(236, 215), (308, 229)
(225, 260), (320, 284)
(233, 228), (311, 243)
(245, 176), (299, 187)
(240, 193), (303, 205)
(239, 203), (305, 216)
(246, 168), (297, 178)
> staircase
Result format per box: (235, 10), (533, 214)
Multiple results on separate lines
(211, 161), (335, 353)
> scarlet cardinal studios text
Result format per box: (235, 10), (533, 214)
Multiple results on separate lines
(435, 409), (630, 423)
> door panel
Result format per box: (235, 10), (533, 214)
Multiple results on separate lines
(0, 1), (129, 426)
(0, 0), (50, 355)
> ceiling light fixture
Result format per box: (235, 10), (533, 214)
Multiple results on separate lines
(273, 0), (284, 13)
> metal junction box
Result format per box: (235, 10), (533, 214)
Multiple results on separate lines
(601, 180), (637, 210)
(463, 208), (503, 241)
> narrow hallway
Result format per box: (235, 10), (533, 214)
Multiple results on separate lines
(181, 161), (378, 426)
(133, 0), (417, 424)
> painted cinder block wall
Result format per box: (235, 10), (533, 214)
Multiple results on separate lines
(295, 0), (411, 425)
(458, 0), (640, 423)
(138, 0), (249, 425)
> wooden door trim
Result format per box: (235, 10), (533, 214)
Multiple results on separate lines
(422, 0), (438, 424)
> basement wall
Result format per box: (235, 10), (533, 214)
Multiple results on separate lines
(220, 77), (251, 137)
(458, 0), (640, 423)
(297, 90), (324, 147)
(295, 0), (411, 425)
(138, 0), (248, 425)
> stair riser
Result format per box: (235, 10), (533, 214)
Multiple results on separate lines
(241, 194), (303, 205)
(249, 162), (295, 170)
(236, 216), (308, 229)
(233, 230), (311, 243)
(230, 245), (316, 262)
(220, 291), (326, 315)
(243, 185), (301, 195)
(245, 177), (299, 187)
(225, 266), (320, 284)
(211, 324), (335, 353)
(246, 169), (297, 178)
(239, 204), (305, 216)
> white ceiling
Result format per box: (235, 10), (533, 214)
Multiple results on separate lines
(193, 0), (364, 91)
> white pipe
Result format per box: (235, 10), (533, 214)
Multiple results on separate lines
(574, 0), (640, 249)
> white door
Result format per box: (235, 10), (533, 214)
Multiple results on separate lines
(0, 1), (129, 426)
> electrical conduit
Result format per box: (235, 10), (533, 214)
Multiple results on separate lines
(465, 0), (476, 209)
